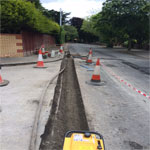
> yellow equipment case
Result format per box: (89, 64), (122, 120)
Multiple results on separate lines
(63, 131), (105, 150)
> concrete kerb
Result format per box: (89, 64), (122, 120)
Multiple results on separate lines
(1, 58), (63, 67)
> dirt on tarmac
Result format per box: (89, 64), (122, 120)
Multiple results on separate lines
(40, 54), (89, 150)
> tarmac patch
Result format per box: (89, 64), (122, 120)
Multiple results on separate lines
(124, 141), (144, 149)
(123, 61), (150, 75)
(106, 64), (117, 67)
(32, 100), (39, 104)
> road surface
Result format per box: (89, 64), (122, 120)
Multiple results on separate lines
(69, 43), (150, 150)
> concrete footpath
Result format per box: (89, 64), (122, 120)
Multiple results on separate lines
(0, 55), (62, 150)
(0, 54), (62, 66)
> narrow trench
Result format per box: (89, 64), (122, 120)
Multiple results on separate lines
(40, 55), (89, 150)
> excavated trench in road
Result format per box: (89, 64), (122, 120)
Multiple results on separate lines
(40, 55), (89, 150)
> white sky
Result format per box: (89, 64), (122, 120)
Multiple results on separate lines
(41, 0), (105, 18)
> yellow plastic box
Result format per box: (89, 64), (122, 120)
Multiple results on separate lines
(63, 131), (105, 150)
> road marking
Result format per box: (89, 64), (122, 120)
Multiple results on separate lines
(101, 63), (150, 100)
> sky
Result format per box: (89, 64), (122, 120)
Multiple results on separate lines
(41, 0), (105, 19)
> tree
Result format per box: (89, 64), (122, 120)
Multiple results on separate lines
(70, 17), (98, 43)
(42, 9), (70, 25)
(81, 17), (98, 36)
(92, 12), (121, 47)
(101, 0), (150, 50)
(85, 0), (150, 48)
(26, 0), (42, 9)
(81, 15), (100, 43)
(1, 0), (60, 34)
(70, 17), (83, 31)
(63, 25), (78, 42)
(70, 17), (83, 42)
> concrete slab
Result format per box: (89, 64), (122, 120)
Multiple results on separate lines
(0, 60), (61, 150)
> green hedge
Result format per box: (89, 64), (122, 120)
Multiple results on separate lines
(0, 0), (60, 34)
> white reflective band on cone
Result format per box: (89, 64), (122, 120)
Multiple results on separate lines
(93, 65), (100, 75)
(42, 48), (45, 53)
(51, 50), (55, 57)
(38, 54), (43, 61)
(88, 54), (92, 60)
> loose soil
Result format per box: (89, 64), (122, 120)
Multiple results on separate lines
(40, 55), (89, 150)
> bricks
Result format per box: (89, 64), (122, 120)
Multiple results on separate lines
(17, 49), (23, 53)
(0, 32), (56, 57)
(16, 43), (23, 46)
(16, 34), (22, 39)
(0, 34), (23, 57)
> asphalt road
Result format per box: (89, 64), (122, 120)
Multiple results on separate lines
(69, 43), (150, 150)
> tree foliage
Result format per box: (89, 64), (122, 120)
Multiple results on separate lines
(92, 12), (119, 47)
(102, 0), (149, 49)
(25, 0), (71, 25)
(42, 9), (70, 25)
(63, 25), (78, 42)
(1, 0), (60, 35)
(81, 16), (98, 36)
(26, 0), (42, 9)
(84, 0), (150, 49)
(70, 17), (98, 43)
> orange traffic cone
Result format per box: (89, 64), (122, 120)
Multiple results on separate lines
(34, 49), (47, 68)
(86, 49), (92, 63)
(41, 44), (45, 54)
(0, 72), (2, 83)
(59, 45), (63, 53)
(91, 58), (101, 82)
(86, 58), (105, 86)
(0, 66), (9, 87)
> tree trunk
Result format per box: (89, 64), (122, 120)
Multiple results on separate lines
(107, 39), (113, 48)
(128, 39), (132, 51)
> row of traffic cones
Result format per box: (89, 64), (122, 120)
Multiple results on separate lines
(35, 45), (64, 68)
(0, 49), (46, 86)
(85, 49), (104, 85)
(0, 45), (64, 87)
(86, 48), (92, 63)
(41, 44), (64, 59)
(41, 45), (51, 58)
(35, 46), (100, 84)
